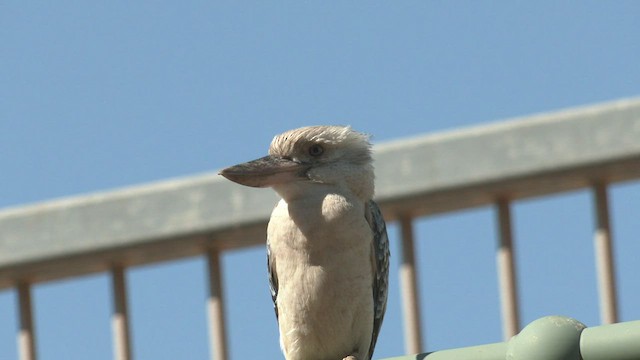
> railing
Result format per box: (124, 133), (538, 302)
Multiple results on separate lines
(384, 316), (640, 360)
(1, 97), (639, 359)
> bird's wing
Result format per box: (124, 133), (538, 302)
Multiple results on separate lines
(267, 240), (279, 319)
(365, 200), (390, 360)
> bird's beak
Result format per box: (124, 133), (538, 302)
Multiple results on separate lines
(219, 155), (308, 188)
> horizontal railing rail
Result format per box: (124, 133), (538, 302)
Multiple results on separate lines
(1, 97), (639, 288)
(382, 316), (640, 360)
(1, 97), (640, 360)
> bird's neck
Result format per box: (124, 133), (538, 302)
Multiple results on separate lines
(273, 180), (372, 205)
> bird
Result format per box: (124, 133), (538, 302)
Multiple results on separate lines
(220, 125), (389, 360)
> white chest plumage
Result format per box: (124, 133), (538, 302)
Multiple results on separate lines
(267, 193), (374, 360)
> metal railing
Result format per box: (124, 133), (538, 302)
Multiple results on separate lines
(1, 97), (639, 359)
(384, 316), (640, 360)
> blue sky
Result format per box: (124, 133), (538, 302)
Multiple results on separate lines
(1, 2), (640, 359)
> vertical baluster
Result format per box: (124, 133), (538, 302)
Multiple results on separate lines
(17, 282), (37, 360)
(111, 266), (132, 360)
(399, 216), (423, 354)
(495, 199), (520, 339)
(207, 249), (229, 360)
(593, 183), (619, 324)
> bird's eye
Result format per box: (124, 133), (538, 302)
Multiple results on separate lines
(308, 144), (324, 157)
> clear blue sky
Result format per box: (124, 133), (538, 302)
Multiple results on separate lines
(2, 2), (640, 359)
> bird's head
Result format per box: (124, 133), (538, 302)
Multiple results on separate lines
(220, 125), (374, 201)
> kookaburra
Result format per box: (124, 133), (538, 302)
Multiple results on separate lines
(220, 125), (389, 360)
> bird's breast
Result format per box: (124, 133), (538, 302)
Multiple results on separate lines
(273, 194), (367, 246)
(267, 194), (374, 359)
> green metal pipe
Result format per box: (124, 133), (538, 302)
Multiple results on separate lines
(581, 320), (640, 360)
(389, 342), (507, 360)
(381, 316), (640, 360)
